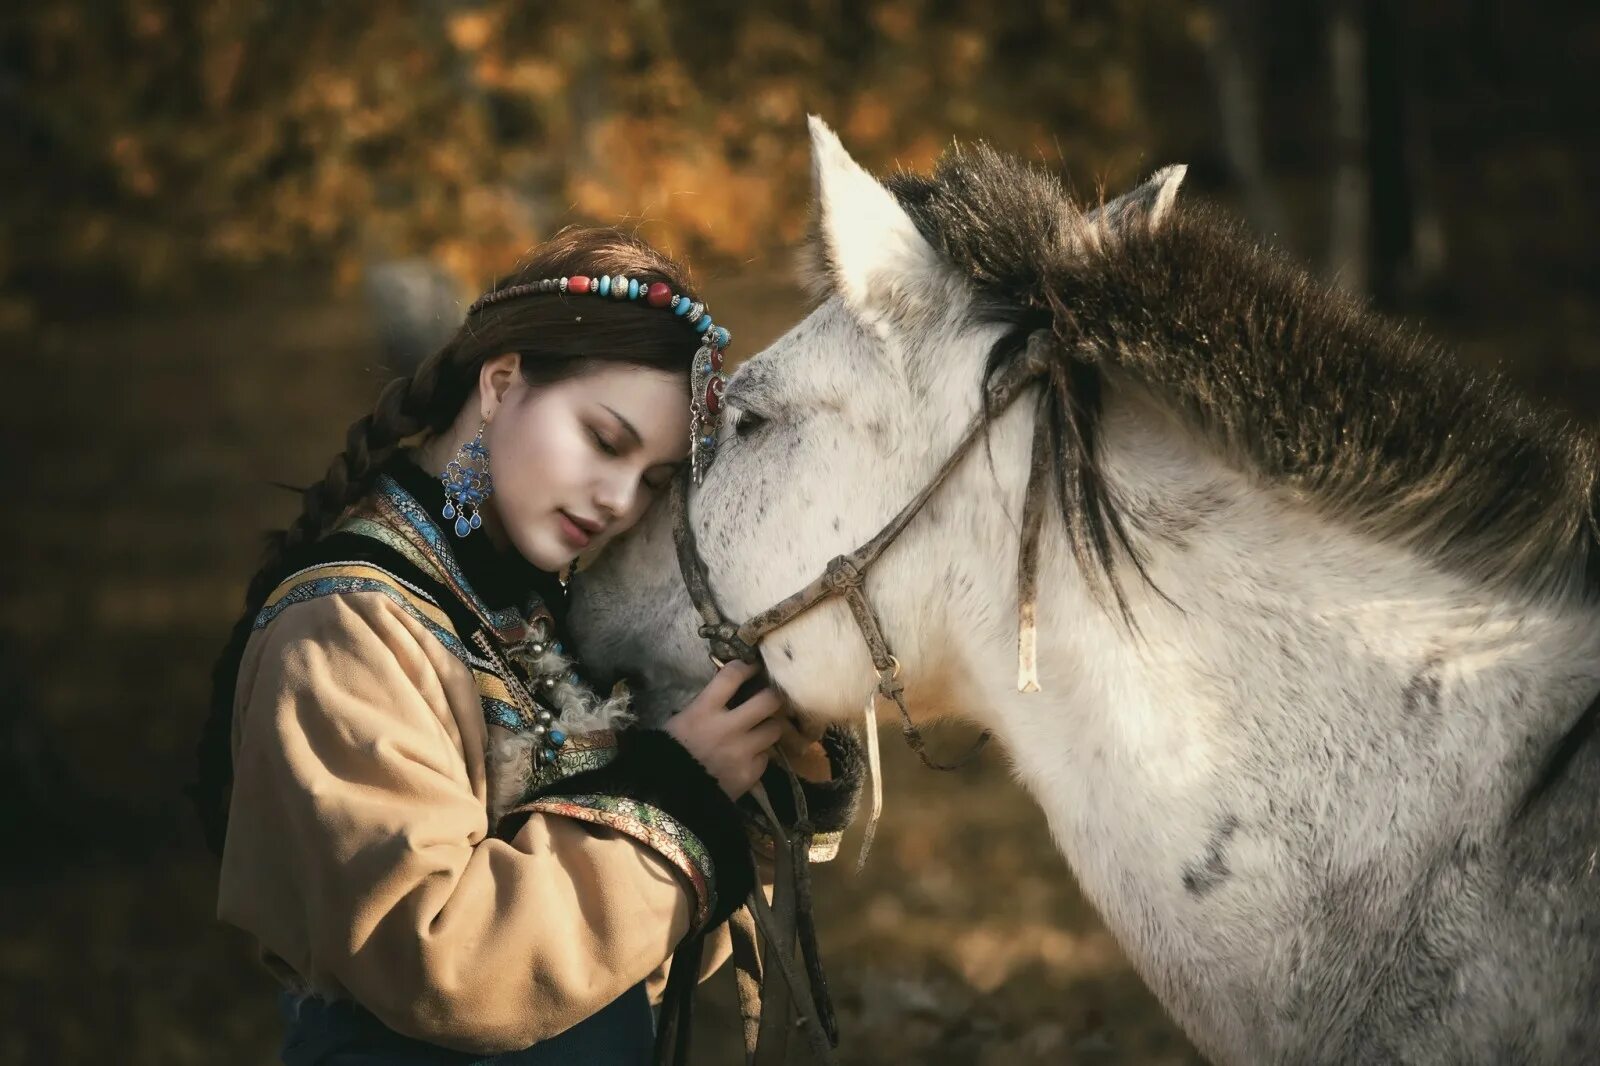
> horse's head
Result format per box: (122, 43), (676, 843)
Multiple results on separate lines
(570, 118), (1188, 727)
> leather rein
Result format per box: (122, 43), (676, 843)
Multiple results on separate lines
(657, 343), (1056, 1065)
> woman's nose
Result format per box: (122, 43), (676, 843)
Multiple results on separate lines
(593, 472), (638, 521)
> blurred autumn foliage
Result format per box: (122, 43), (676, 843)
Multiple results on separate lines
(3, 0), (1197, 319)
(3, 5), (1598, 1062)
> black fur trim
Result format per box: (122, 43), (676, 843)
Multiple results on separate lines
(516, 729), (754, 928)
(747, 726), (866, 836)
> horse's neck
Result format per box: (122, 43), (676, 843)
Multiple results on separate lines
(947, 386), (1600, 1013)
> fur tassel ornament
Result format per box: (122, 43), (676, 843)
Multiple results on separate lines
(508, 636), (634, 735)
(480, 622), (636, 819)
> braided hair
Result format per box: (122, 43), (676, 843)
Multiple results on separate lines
(191, 227), (705, 854)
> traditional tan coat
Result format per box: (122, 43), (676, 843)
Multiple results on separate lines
(216, 462), (782, 1055)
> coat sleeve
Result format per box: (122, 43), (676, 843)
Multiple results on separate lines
(217, 590), (743, 1055)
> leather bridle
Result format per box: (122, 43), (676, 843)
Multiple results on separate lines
(656, 339), (1057, 1066)
(670, 338), (1057, 764)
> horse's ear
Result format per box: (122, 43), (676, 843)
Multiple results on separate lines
(1085, 164), (1187, 237)
(805, 115), (945, 319)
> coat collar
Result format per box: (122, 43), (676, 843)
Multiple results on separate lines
(338, 454), (568, 643)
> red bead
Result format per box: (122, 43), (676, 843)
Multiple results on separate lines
(568, 275), (591, 294)
(708, 347), (724, 372)
(646, 282), (672, 308)
(704, 376), (725, 415)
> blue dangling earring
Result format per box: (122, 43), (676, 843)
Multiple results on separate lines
(441, 420), (493, 538)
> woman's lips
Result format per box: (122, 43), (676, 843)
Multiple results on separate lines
(557, 511), (592, 549)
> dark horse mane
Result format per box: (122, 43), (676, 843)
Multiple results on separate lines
(884, 143), (1600, 608)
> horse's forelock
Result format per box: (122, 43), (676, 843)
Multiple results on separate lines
(885, 142), (1086, 303)
(879, 143), (1148, 612)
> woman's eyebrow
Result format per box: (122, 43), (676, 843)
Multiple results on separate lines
(598, 404), (642, 446)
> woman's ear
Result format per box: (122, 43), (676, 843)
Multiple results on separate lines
(478, 352), (522, 419)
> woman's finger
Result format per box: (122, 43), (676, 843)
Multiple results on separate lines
(743, 718), (785, 752)
(726, 685), (783, 728)
(740, 750), (772, 793)
(695, 659), (762, 709)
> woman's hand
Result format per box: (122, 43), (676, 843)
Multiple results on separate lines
(664, 661), (784, 799)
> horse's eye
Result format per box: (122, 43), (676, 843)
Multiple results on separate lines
(730, 408), (768, 440)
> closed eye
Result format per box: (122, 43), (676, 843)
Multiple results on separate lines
(588, 427), (621, 457)
(643, 466), (679, 492)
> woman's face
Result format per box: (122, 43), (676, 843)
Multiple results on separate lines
(481, 356), (690, 571)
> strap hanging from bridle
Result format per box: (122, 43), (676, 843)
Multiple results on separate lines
(653, 757), (840, 1066)
(658, 341), (1056, 1065)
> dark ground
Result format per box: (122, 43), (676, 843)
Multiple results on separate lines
(6, 6), (1600, 1060)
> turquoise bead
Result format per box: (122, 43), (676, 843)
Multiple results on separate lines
(712, 326), (731, 347)
(598, 275), (611, 297)
(694, 315), (713, 334)
(674, 298), (692, 316)
(628, 279), (640, 300)
(548, 729), (567, 746)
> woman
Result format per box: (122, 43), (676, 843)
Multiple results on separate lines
(192, 227), (856, 1063)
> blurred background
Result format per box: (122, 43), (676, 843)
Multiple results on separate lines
(2, 2), (1596, 1063)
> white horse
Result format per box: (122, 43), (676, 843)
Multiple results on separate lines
(570, 118), (1600, 1063)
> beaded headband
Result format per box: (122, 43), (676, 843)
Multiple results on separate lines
(469, 274), (731, 482)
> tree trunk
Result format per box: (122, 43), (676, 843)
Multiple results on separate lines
(1203, 1), (1290, 242)
(1327, 0), (1369, 295)
(1367, 1), (1446, 304)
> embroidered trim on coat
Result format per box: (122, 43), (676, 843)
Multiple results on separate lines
(522, 794), (716, 930)
(266, 483), (701, 914)
(341, 476), (553, 644)
(525, 729), (618, 792)
(255, 564), (467, 661)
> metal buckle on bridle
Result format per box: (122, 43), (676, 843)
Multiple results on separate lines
(697, 620), (756, 669)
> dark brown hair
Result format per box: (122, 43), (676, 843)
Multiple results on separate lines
(190, 227), (705, 853)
